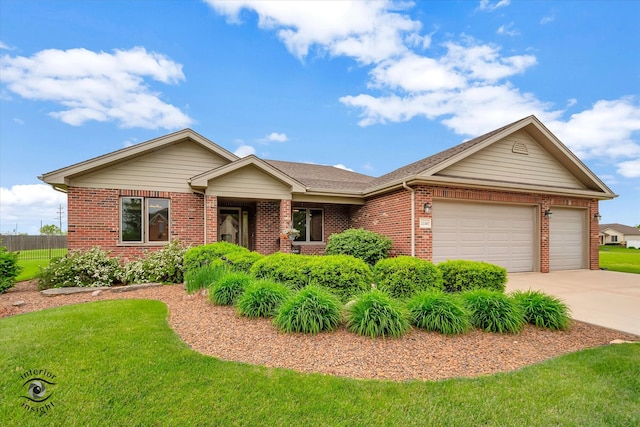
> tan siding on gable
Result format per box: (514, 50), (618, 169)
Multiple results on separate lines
(436, 130), (586, 189)
(206, 165), (292, 200)
(70, 141), (228, 192)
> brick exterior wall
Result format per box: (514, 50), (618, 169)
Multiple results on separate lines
(67, 187), (205, 261)
(68, 184), (599, 272)
(351, 184), (600, 272)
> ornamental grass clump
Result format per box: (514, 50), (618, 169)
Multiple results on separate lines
(208, 272), (252, 306)
(236, 280), (290, 318)
(406, 291), (471, 335)
(346, 289), (410, 338)
(274, 286), (342, 334)
(511, 289), (571, 330)
(461, 289), (525, 334)
(184, 259), (229, 294)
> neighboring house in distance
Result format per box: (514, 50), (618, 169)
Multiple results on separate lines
(40, 115), (616, 273)
(599, 224), (640, 249)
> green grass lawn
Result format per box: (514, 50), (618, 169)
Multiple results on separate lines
(14, 249), (68, 282)
(1, 300), (638, 426)
(599, 245), (640, 274)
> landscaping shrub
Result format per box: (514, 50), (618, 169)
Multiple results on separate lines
(38, 247), (121, 289)
(511, 290), (571, 330)
(208, 272), (252, 305)
(373, 256), (443, 298)
(461, 289), (525, 334)
(438, 260), (507, 293)
(274, 286), (342, 334)
(406, 291), (471, 335)
(223, 250), (264, 273)
(118, 240), (188, 285)
(250, 253), (311, 289)
(184, 259), (229, 294)
(251, 253), (372, 301)
(236, 280), (290, 318)
(184, 242), (248, 273)
(0, 244), (22, 294)
(325, 228), (392, 266)
(345, 289), (410, 338)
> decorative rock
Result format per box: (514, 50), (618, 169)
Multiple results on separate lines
(92, 290), (102, 297)
(41, 287), (110, 296)
(12, 300), (25, 307)
(610, 339), (636, 344)
(111, 283), (164, 293)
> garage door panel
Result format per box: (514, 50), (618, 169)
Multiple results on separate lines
(550, 208), (585, 270)
(433, 201), (536, 272)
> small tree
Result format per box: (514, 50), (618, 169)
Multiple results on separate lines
(0, 244), (22, 293)
(40, 224), (63, 235)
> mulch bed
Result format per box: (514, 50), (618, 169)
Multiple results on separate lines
(1, 281), (637, 381)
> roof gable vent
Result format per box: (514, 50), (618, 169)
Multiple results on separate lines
(512, 142), (529, 155)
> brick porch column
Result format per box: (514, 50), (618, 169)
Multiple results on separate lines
(279, 199), (292, 253)
(205, 194), (218, 244)
(415, 185), (433, 260)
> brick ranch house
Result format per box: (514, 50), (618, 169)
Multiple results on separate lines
(40, 115), (615, 273)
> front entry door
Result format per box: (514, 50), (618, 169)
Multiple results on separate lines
(218, 208), (249, 248)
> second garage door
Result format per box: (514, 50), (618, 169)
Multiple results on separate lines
(549, 207), (586, 270)
(432, 201), (536, 272)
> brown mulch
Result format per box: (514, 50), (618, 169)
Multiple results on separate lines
(1, 281), (637, 382)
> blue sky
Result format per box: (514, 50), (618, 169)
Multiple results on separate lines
(1, 0), (639, 235)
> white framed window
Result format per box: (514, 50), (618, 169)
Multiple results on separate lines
(121, 197), (170, 243)
(292, 208), (323, 242)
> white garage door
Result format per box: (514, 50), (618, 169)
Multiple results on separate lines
(550, 208), (586, 270)
(432, 201), (536, 272)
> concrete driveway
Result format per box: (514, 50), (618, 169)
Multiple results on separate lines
(506, 270), (640, 336)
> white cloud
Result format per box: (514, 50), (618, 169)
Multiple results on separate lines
(477, 0), (511, 12)
(497, 22), (520, 37)
(540, 14), (555, 25)
(206, 0), (421, 64)
(0, 40), (11, 50)
(333, 164), (354, 171)
(265, 132), (288, 142)
(0, 47), (193, 130)
(0, 184), (67, 235)
(13, 118), (24, 125)
(617, 160), (640, 178)
(234, 145), (256, 157)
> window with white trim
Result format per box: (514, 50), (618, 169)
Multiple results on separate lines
(121, 197), (170, 243)
(292, 208), (323, 242)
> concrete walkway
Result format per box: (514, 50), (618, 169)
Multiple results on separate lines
(506, 270), (640, 336)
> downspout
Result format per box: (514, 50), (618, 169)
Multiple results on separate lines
(402, 182), (416, 257)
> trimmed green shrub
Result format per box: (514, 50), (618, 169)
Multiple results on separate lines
(511, 290), (571, 330)
(374, 256), (443, 299)
(461, 289), (525, 334)
(274, 286), (342, 334)
(236, 280), (290, 318)
(0, 244), (22, 294)
(406, 291), (471, 335)
(438, 260), (507, 293)
(208, 272), (252, 305)
(250, 253), (311, 289)
(325, 228), (392, 266)
(184, 259), (229, 294)
(223, 250), (264, 274)
(38, 247), (121, 289)
(118, 240), (188, 285)
(184, 242), (248, 273)
(251, 253), (372, 302)
(346, 289), (410, 338)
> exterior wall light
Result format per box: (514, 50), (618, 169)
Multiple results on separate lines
(544, 209), (553, 219)
(594, 212), (602, 221)
(423, 202), (432, 213)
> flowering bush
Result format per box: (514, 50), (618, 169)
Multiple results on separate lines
(38, 247), (121, 289)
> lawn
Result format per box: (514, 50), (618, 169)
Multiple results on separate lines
(14, 249), (68, 282)
(599, 245), (640, 274)
(1, 300), (638, 426)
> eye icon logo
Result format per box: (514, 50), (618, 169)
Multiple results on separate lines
(23, 378), (55, 402)
(19, 369), (57, 414)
